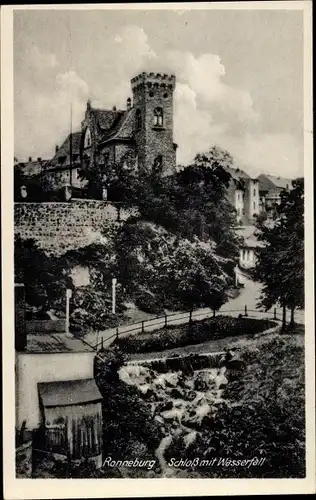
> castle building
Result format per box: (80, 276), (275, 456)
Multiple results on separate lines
(41, 72), (177, 194)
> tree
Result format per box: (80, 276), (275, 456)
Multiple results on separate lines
(79, 150), (140, 204)
(136, 146), (240, 251)
(254, 178), (304, 329)
(114, 219), (235, 313)
(14, 236), (72, 316)
(14, 165), (43, 201)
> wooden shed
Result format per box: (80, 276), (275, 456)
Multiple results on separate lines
(37, 378), (103, 467)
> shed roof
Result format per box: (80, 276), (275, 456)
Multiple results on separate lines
(38, 378), (102, 407)
(25, 333), (95, 353)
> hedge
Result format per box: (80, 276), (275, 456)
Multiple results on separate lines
(116, 315), (276, 354)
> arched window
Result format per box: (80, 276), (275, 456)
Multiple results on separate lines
(153, 107), (164, 127)
(153, 155), (163, 174)
(135, 109), (142, 131)
(84, 128), (91, 148)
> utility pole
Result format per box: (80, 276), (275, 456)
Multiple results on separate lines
(112, 278), (117, 314)
(65, 288), (72, 334)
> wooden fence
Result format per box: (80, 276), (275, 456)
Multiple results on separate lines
(93, 305), (304, 351)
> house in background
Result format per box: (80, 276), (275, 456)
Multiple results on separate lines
(235, 225), (264, 270)
(15, 283), (103, 469)
(224, 164), (260, 225)
(14, 157), (50, 178)
(257, 174), (293, 216)
(43, 132), (85, 192)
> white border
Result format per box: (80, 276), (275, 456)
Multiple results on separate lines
(2, 2), (314, 498)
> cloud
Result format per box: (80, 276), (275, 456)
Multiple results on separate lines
(24, 43), (59, 70)
(15, 68), (89, 159)
(220, 133), (303, 178)
(14, 25), (302, 177)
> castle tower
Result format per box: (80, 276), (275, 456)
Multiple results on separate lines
(131, 72), (177, 177)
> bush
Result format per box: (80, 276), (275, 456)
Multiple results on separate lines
(116, 316), (276, 354)
(134, 288), (164, 315)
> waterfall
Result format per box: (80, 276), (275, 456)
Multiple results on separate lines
(155, 434), (173, 475)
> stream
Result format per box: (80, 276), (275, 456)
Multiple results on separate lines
(118, 360), (230, 477)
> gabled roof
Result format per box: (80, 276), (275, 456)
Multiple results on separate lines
(15, 160), (45, 177)
(224, 164), (250, 181)
(47, 132), (82, 170)
(236, 225), (264, 248)
(257, 174), (292, 192)
(264, 174), (292, 190)
(38, 378), (102, 407)
(99, 108), (134, 145)
(92, 108), (125, 130)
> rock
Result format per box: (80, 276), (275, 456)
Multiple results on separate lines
(195, 402), (211, 421)
(194, 378), (208, 391)
(214, 367), (228, 390)
(169, 388), (183, 399)
(161, 408), (184, 423)
(157, 400), (173, 412)
(154, 415), (165, 425)
(183, 431), (198, 449)
(164, 373), (179, 388)
(141, 388), (157, 400)
(184, 390), (197, 401)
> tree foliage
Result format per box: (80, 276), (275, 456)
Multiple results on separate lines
(254, 178), (304, 322)
(14, 236), (71, 316)
(111, 146), (241, 313)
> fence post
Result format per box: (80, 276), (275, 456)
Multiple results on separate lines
(165, 315), (168, 327)
(189, 310), (192, 325)
(101, 337), (104, 350)
(213, 309), (216, 318)
(244, 305), (248, 317)
(141, 321), (145, 333)
(273, 308), (277, 320)
(116, 327), (119, 339)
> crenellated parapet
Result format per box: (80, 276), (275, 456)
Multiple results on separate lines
(131, 72), (176, 92)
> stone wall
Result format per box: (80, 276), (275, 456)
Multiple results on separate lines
(14, 200), (137, 255)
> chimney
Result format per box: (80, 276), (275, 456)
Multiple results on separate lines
(55, 145), (59, 153)
(87, 99), (91, 111)
(112, 105), (117, 111)
(15, 283), (26, 351)
(37, 157), (42, 162)
(28, 157), (32, 162)
(127, 97), (132, 111)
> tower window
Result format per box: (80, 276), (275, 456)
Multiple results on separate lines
(135, 109), (142, 131)
(153, 155), (163, 174)
(84, 128), (91, 148)
(153, 107), (164, 127)
(253, 188), (256, 196)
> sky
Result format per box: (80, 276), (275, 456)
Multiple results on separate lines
(14, 7), (304, 177)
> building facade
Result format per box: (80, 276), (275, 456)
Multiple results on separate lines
(225, 165), (260, 224)
(257, 174), (293, 216)
(40, 71), (177, 194)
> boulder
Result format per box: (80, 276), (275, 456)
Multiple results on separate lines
(169, 388), (184, 399)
